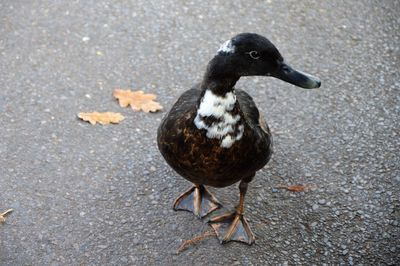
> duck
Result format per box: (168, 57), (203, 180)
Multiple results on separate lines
(157, 33), (321, 245)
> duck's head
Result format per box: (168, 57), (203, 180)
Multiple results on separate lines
(208, 33), (321, 89)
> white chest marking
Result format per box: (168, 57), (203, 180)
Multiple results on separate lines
(194, 90), (244, 148)
(217, 39), (235, 54)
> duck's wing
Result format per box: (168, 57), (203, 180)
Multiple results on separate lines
(158, 85), (201, 135)
(165, 85), (201, 117)
(236, 89), (270, 135)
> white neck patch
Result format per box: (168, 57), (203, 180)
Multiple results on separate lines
(194, 90), (244, 148)
(217, 39), (235, 54)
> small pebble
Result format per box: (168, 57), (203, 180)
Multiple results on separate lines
(348, 256), (354, 265)
(311, 222), (317, 227)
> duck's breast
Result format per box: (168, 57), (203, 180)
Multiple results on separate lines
(158, 116), (271, 187)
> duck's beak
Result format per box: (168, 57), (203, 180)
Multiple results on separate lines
(273, 61), (321, 89)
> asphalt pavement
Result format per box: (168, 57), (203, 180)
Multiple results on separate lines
(0, 0), (399, 265)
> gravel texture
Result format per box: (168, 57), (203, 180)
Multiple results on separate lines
(1, 0), (399, 265)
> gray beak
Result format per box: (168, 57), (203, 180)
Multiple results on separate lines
(274, 61), (321, 89)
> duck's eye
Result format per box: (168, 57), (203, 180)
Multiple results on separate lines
(247, 51), (260, 60)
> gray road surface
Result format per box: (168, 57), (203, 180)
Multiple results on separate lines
(1, 0), (399, 265)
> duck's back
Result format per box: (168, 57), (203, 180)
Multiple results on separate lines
(157, 86), (272, 187)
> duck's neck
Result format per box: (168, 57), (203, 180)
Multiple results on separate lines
(200, 76), (239, 96)
(198, 57), (241, 116)
(200, 56), (240, 96)
(194, 61), (244, 149)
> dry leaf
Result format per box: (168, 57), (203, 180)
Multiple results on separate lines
(0, 209), (13, 224)
(177, 230), (216, 254)
(276, 184), (315, 192)
(113, 89), (163, 113)
(78, 112), (124, 125)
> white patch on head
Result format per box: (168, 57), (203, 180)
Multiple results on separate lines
(217, 39), (235, 54)
(194, 90), (244, 148)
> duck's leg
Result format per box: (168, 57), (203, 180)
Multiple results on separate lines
(173, 184), (222, 218)
(208, 180), (255, 245)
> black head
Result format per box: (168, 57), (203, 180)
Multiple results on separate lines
(212, 33), (321, 89)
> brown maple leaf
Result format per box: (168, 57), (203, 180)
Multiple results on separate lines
(0, 209), (13, 224)
(113, 89), (163, 113)
(276, 184), (315, 192)
(78, 112), (125, 125)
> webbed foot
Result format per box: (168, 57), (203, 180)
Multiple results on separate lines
(173, 185), (222, 218)
(209, 212), (255, 245)
(208, 180), (255, 245)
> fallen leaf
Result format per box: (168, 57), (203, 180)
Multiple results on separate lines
(113, 89), (163, 113)
(177, 230), (216, 254)
(0, 209), (13, 224)
(78, 112), (124, 125)
(276, 184), (315, 192)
